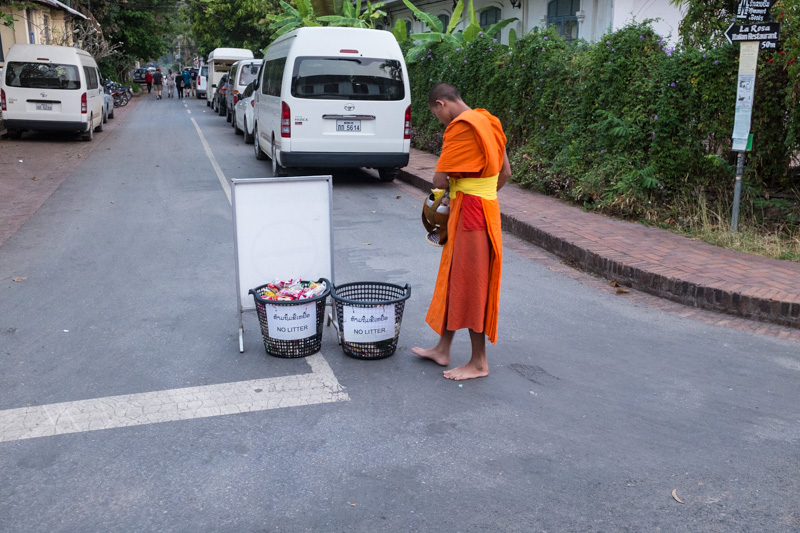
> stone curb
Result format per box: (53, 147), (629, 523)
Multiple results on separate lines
(397, 164), (799, 330)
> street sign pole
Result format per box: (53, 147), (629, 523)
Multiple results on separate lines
(730, 40), (760, 232)
(725, 1), (781, 231)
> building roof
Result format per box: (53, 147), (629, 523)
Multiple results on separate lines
(34, 0), (88, 20)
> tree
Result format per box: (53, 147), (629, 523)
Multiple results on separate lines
(402, 0), (517, 62)
(188, 0), (279, 56)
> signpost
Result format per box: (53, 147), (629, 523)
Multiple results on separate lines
(725, 22), (781, 50)
(727, 1), (780, 232)
(736, 0), (778, 22)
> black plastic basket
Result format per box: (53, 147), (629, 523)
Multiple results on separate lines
(331, 281), (411, 360)
(249, 278), (330, 358)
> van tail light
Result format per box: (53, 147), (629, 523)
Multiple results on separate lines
(81, 92), (87, 114)
(1, 89), (6, 112)
(281, 101), (291, 138)
(404, 105), (411, 140)
(250, 99), (255, 108)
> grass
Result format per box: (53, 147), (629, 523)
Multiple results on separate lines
(674, 192), (800, 262)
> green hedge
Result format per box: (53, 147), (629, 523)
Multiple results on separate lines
(407, 22), (798, 225)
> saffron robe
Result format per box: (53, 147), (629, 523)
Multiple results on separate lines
(425, 108), (506, 344)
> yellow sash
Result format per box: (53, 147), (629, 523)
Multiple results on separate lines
(449, 174), (499, 200)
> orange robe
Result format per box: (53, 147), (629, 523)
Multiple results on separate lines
(425, 109), (506, 344)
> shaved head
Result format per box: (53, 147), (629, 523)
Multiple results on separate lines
(428, 82), (463, 106)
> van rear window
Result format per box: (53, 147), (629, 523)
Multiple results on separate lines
(291, 57), (404, 101)
(238, 64), (260, 86)
(4, 62), (81, 90)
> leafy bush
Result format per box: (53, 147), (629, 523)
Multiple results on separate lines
(407, 20), (799, 229)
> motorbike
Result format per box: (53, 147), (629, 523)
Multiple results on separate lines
(105, 80), (129, 107)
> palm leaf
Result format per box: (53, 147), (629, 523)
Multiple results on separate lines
(484, 17), (517, 38)
(391, 19), (407, 42)
(447, 0), (464, 34)
(410, 32), (445, 43)
(401, 0), (443, 32)
(467, 0), (478, 28)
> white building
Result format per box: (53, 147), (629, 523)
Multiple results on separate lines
(381, 0), (684, 44)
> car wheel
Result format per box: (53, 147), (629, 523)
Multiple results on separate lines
(253, 125), (267, 160)
(109, 107), (115, 119)
(378, 168), (399, 182)
(206, 99), (211, 107)
(103, 109), (108, 123)
(219, 101), (226, 117)
(243, 119), (253, 143)
(81, 117), (94, 141)
(271, 140), (286, 177)
(226, 107), (233, 122)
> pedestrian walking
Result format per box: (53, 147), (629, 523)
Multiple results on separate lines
(166, 69), (175, 98)
(152, 68), (163, 99)
(412, 82), (511, 381)
(144, 70), (153, 93)
(175, 73), (184, 99)
(182, 70), (192, 97)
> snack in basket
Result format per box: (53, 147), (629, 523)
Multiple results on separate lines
(260, 279), (325, 301)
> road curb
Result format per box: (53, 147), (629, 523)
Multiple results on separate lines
(397, 166), (799, 330)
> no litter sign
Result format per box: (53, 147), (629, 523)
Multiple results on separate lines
(266, 302), (317, 340)
(342, 305), (396, 343)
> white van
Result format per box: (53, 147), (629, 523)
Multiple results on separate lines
(1, 44), (104, 141)
(225, 58), (263, 122)
(252, 27), (411, 180)
(205, 47), (254, 107)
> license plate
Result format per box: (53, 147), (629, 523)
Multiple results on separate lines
(336, 120), (361, 132)
(36, 103), (53, 111)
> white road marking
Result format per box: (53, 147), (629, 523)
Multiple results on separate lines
(0, 354), (348, 443)
(191, 117), (231, 203)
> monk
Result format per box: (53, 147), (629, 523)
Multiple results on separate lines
(412, 82), (511, 380)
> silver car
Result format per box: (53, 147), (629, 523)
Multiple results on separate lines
(233, 81), (255, 144)
(102, 89), (114, 122)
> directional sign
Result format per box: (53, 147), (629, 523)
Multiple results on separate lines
(725, 22), (781, 50)
(736, 0), (777, 23)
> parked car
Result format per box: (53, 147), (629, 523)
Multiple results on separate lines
(102, 85), (114, 121)
(252, 27), (411, 179)
(234, 81), (256, 143)
(226, 58), (262, 124)
(211, 73), (228, 116)
(131, 66), (154, 86)
(197, 64), (208, 99)
(1, 43), (105, 141)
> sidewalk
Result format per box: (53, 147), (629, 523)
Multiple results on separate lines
(401, 149), (800, 329)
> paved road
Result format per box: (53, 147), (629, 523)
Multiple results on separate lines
(1, 95), (799, 532)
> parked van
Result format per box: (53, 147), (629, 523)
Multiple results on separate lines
(225, 58), (263, 123)
(205, 47), (254, 107)
(1, 44), (105, 141)
(252, 27), (411, 180)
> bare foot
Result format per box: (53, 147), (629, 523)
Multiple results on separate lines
(412, 346), (450, 366)
(443, 362), (489, 381)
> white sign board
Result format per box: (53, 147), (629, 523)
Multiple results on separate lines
(342, 304), (396, 343)
(732, 42), (760, 151)
(231, 177), (333, 352)
(266, 302), (317, 340)
(231, 177), (333, 312)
